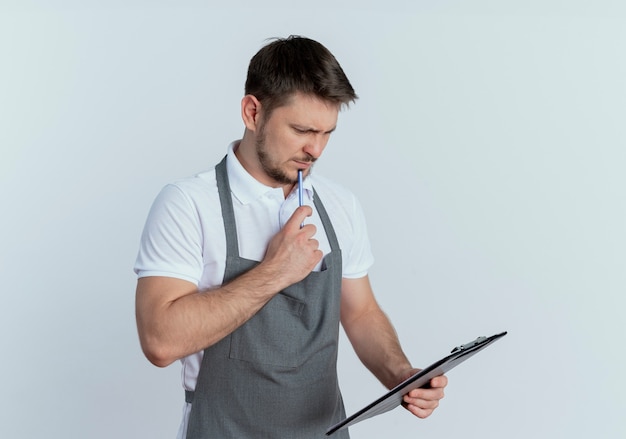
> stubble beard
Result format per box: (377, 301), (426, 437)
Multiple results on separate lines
(255, 129), (316, 185)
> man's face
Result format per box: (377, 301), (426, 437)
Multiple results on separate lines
(254, 93), (339, 185)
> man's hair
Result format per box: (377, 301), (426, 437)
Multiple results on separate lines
(245, 36), (358, 118)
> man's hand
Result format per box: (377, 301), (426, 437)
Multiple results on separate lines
(401, 371), (448, 419)
(261, 205), (323, 288)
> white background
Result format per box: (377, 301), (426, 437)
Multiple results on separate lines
(1, 1), (624, 438)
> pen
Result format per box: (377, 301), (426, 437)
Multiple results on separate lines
(298, 170), (304, 228)
(298, 169), (303, 207)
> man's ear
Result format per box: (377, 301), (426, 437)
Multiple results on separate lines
(241, 94), (262, 131)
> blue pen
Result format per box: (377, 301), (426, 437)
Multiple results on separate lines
(298, 170), (303, 207)
(298, 170), (304, 228)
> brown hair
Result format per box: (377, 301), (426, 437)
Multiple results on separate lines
(245, 36), (358, 118)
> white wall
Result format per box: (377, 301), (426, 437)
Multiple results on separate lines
(1, 1), (624, 438)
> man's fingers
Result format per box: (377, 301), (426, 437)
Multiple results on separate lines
(402, 400), (438, 419)
(430, 375), (448, 389)
(406, 385), (445, 401)
(402, 385), (444, 419)
(404, 390), (444, 406)
(284, 205), (313, 231)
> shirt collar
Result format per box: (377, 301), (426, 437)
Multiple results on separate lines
(225, 140), (314, 205)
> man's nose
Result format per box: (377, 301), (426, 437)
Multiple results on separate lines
(302, 135), (328, 159)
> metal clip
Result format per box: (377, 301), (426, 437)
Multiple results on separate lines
(451, 336), (487, 353)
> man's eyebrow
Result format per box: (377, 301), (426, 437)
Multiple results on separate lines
(292, 124), (337, 134)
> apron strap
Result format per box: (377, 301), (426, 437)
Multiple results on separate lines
(312, 188), (340, 253)
(215, 156), (240, 259)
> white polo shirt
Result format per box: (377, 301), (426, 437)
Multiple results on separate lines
(134, 141), (374, 436)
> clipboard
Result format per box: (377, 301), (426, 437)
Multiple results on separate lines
(326, 331), (507, 435)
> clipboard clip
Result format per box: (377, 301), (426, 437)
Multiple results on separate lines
(451, 336), (487, 353)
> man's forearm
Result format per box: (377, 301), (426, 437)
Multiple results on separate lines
(136, 262), (289, 367)
(344, 307), (413, 389)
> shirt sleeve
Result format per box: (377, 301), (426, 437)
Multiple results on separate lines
(341, 194), (375, 279)
(134, 184), (204, 284)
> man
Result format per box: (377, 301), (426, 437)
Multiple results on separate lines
(134, 36), (447, 438)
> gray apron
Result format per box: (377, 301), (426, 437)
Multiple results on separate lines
(185, 156), (349, 438)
